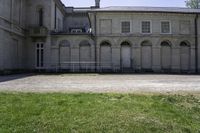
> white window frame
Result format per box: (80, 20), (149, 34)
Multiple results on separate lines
(160, 20), (171, 34)
(121, 20), (132, 34)
(35, 42), (44, 69)
(141, 20), (152, 34)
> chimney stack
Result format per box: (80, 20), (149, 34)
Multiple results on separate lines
(95, 0), (100, 8)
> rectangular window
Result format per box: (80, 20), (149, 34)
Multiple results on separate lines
(100, 19), (112, 34)
(161, 21), (170, 34)
(36, 43), (44, 68)
(142, 21), (151, 34)
(38, 8), (43, 26)
(180, 20), (191, 34)
(121, 21), (130, 33)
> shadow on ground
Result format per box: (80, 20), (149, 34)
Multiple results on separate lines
(0, 74), (34, 83)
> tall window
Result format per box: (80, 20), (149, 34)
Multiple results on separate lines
(161, 21), (171, 34)
(121, 21), (130, 33)
(38, 8), (43, 26)
(142, 21), (151, 33)
(36, 43), (44, 68)
(57, 18), (62, 31)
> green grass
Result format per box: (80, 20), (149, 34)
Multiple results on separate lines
(0, 93), (200, 133)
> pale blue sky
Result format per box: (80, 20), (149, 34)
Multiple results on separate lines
(61, 0), (186, 7)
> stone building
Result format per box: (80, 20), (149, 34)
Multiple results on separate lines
(0, 0), (200, 73)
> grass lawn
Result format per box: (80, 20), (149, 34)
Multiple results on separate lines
(0, 93), (200, 133)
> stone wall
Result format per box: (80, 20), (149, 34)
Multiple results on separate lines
(0, 0), (26, 70)
(50, 35), (95, 71)
(92, 12), (197, 72)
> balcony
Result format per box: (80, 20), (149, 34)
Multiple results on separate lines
(51, 27), (92, 35)
(29, 26), (48, 37)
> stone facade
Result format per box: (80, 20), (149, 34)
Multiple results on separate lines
(0, 0), (200, 73)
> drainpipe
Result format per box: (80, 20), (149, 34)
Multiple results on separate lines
(195, 14), (198, 73)
(54, 4), (57, 30)
(94, 12), (97, 72)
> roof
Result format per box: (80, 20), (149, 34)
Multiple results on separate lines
(54, 0), (66, 14)
(90, 6), (200, 14)
(73, 8), (93, 12)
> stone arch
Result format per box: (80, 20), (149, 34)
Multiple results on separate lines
(98, 37), (115, 47)
(79, 40), (91, 47)
(59, 40), (70, 47)
(161, 40), (172, 46)
(156, 39), (174, 47)
(100, 41), (111, 47)
(180, 41), (191, 71)
(79, 40), (91, 69)
(59, 40), (71, 69)
(100, 41), (112, 69)
(121, 41), (132, 69)
(118, 39), (133, 47)
(121, 41), (131, 46)
(141, 40), (152, 70)
(99, 40), (112, 46)
(180, 41), (191, 47)
(160, 41), (172, 70)
(141, 40), (152, 46)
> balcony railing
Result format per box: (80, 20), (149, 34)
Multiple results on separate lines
(51, 28), (92, 35)
(29, 26), (48, 37)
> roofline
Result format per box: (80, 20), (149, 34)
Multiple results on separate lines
(54, 0), (66, 14)
(88, 10), (200, 14)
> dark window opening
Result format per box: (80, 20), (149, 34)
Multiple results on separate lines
(39, 8), (43, 26)
(36, 43), (44, 68)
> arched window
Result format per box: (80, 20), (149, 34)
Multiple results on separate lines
(180, 41), (190, 47)
(100, 41), (112, 69)
(79, 41), (91, 69)
(121, 41), (131, 69)
(160, 41), (172, 70)
(180, 41), (190, 71)
(161, 41), (171, 46)
(141, 41), (152, 69)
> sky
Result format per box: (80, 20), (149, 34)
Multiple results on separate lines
(61, 0), (186, 8)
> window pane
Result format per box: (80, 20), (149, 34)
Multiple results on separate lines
(121, 21), (130, 33)
(37, 49), (40, 67)
(161, 21), (170, 33)
(41, 43), (44, 48)
(142, 21), (151, 33)
(41, 49), (44, 67)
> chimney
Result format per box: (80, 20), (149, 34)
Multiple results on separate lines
(95, 0), (100, 8)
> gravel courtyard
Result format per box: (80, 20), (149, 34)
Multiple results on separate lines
(0, 74), (200, 93)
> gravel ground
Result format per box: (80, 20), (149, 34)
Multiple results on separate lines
(0, 74), (200, 93)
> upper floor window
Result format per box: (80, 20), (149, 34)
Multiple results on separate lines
(121, 21), (130, 33)
(180, 20), (191, 35)
(161, 21), (171, 34)
(142, 21), (151, 34)
(38, 8), (43, 26)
